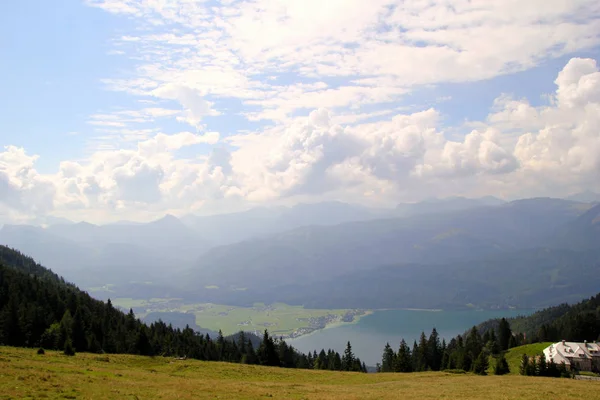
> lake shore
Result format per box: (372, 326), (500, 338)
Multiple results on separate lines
(283, 309), (373, 340)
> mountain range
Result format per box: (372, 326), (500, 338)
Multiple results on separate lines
(1, 197), (599, 310)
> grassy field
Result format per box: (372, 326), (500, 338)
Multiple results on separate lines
(111, 298), (363, 336)
(487, 343), (552, 375)
(503, 342), (553, 374)
(1, 347), (599, 400)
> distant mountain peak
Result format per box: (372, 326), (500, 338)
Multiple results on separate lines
(151, 214), (185, 227)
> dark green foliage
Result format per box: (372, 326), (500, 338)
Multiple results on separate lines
(394, 339), (412, 373)
(472, 350), (489, 375)
(494, 355), (510, 375)
(63, 339), (75, 356)
(498, 318), (512, 350)
(257, 330), (280, 367)
(381, 343), (394, 372)
(37, 347), (45, 355)
(508, 293), (600, 344)
(342, 341), (354, 371)
(520, 354), (529, 376)
(519, 354), (570, 378)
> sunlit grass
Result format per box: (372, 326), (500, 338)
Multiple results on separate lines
(1, 346), (598, 399)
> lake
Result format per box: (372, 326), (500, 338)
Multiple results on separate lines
(288, 309), (532, 366)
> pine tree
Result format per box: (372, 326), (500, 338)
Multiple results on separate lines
(342, 341), (355, 371)
(411, 341), (419, 371)
(519, 354), (529, 375)
(538, 353), (547, 377)
(63, 338), (76, 356)
(394, 339), (412, 373)
(472, 350), (489, 375)
(498, 318), (512, 351)
(427, 328), (442, 371)
(494, 354), (510, 375)
(381, 343), (395, 372)
(415, 332), (428, 371)
(257, 330), (280, 367)
(244, 339), (257, 364)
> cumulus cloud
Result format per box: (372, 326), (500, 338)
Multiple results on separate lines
(3, 55), (600, 222)
(0, 146), (55, 215)
(5, 0), (600, 223)
(87, 0), (600, 124)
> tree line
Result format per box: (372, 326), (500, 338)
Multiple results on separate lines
(509, 293), (600, 345)
(519, 353), (571, 378)
(378, 318), (514, 375)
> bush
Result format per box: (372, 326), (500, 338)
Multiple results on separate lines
(494, 355), (510, 375)
(473, 351), (489, 375)
(443, 369), (467, 374)
(63, 339), (76, 356)
(37, 348), (45, 355)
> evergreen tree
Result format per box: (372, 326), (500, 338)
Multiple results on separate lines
(519, 354), (529, 376)
(547, 359), (559, 378)
(498, 318), (512, 351)
(538, 353), (547, 377)
(381, 343), (395, 372)
(416, 332), (429, 371)
(394, 339), (412, 373)
(63, 338), (75, 356)
(244, 339), (257, 365)
(257, 330), (280, 367)
(411, 341), (419, 371)
(494, 355), (510, 375)
(342, 342), (355, 371)
(472, 350), (489, 375)
(427, 328), (442, 371)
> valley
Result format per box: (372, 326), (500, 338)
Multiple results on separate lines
(109, 298), (369, 338)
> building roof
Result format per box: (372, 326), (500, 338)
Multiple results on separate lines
(543, 341), (600, 366)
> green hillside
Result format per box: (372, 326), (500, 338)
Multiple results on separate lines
(503, 343), (552, 375)
(1, 346), (599, 400)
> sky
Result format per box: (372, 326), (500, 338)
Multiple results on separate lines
(1, 0), (600, 224)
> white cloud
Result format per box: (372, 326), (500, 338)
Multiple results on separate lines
(87, 0), (600, 126)
(6, 0), (600, 223)
(0, 146), (56, 215)
(4, 56), (600, 222)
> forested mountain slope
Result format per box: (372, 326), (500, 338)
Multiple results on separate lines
(247, 248), (600, 309)
(509, 292), (600, 342)
(186, 198), (590, 292)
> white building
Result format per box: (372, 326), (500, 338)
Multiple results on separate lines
(543, 340), (600, 372)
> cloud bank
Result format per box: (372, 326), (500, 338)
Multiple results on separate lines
(2, 1), (600, 223)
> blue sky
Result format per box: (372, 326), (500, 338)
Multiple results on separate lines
(1, 0), (600, 224)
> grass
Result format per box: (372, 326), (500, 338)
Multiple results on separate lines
(503, 343), (553, 375)
(111, 299), (362, 336)
(488, 343), (553, 375)
(1, 346), (599, 400)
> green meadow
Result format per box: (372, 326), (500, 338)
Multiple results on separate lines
(1, 346), (598, 400)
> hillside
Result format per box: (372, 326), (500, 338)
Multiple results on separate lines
(508, 292), (600, 342)
(502, 343), (553, 375)
(185, 248), (600, 309)
(1, 346), (598, 400)
(552, 203), (600, 250)
(185, 198), (590, 293)
(0, 215), (209, 288)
